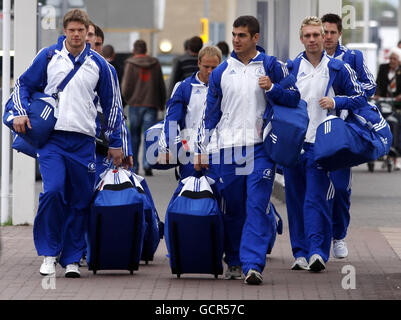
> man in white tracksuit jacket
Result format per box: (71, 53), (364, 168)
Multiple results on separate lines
(195, 15), (300, 285)
(11, 10), (124, 278)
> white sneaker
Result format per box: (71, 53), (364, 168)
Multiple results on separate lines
(39, 256), (57, 276)
(308, 254), (326, 272)
(65, 263), (80, 278)
(244, 269), (263, 285)
(291, 257), (309, 270)
(224, 266), (242, 280)
(332, 239), (348, 259)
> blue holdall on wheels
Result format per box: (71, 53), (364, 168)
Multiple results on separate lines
(87, 167), (146, 274)
(314, 103), (393, 171)
(263, 99), (309, 168)
(127, 170), (164, 264)
(165, 175), (224, 278)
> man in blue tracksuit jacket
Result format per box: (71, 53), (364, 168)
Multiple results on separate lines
(321, 13), (377, 259)
(158, 45), (222, 181)
(11, 10), (124, 278)
(283, 16), (368, 272)
(195, 16), (300, 285)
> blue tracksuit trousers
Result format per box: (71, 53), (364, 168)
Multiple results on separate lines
(33, 131), (96, 267)
(330, 168), (352, 241)
(283, 143), (334, 263)
(216, 144), (275, 274)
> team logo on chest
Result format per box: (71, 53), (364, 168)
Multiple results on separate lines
(255, 67), (264, 76)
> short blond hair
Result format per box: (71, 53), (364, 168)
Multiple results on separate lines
(299, 16), (324, 37)
(198, 45), (222, 63)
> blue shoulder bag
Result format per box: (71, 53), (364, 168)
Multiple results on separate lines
(3, 48), (86, 155)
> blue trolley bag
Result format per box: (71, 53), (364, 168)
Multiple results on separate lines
(87, 168), (146, 274)
(165, 176), (224, 278)
(266, 202), (283, 255)
(314, 104), (392, 171)
(127, 171), (164, 264)
(144, 120), (183, 170)
(263, 99), (309, 168)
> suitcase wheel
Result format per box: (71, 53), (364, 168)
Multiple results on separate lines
(176, 274), (181, 278)
(145, 261), (149, 265)
(93, 270), (97, 275)
(214, 274), (218, 279)
(130, 270), (134, 275)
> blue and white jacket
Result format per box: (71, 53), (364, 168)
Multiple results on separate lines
(330, 43), (376, 97)
(160, 72), (217, 154)
(286, 51), (368, 143)
(95, 63), (131, 157)
(11, 35), (122, 149)
(196, 46), (300, 154)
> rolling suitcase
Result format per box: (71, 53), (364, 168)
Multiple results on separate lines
(87, 168), (146, 274)
(165, 176), (224, 278)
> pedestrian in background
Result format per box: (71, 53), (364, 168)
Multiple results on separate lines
(121, 39), (166, 176)
(168, 36), (203, 97)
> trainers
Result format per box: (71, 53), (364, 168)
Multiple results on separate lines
(332, 239), (348, 259)
(224, 265), (242, 280)
(79, 255), (87, 267)
(291, 257), (309, 270)
(308, 254), (326, 272)
(65, 263), (80, 278)
(39, 256), (57, 276)
(244, 269), (263, 285)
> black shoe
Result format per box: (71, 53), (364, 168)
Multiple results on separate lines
(144, 168), (153, 176)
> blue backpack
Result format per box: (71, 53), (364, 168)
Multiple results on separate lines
(263, 99), (309, 167)
(261, 57), (309, 168)
(165, 175), (224, 278)
(87, 167), (146, 274)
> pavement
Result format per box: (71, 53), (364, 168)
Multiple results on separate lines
(1, 161), (401, 304)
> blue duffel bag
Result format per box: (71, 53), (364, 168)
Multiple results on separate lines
(314, 104), (392, 171)
(11, 132), (37, 158)
(165, 175), (224, 278)
(3, 92), (57, 148)
(263, 99), (309, 168)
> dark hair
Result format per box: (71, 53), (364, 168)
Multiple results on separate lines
(188, 36), (203, 54)
(102, 44), (115, 59)
(63, 9), (89, 29)
(321, 13), (342, 33)
(233, 15), (260, 37)
(95, 25), (104, 42)
(216, 41), (229, 56)
(133, 39), (147, 54)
